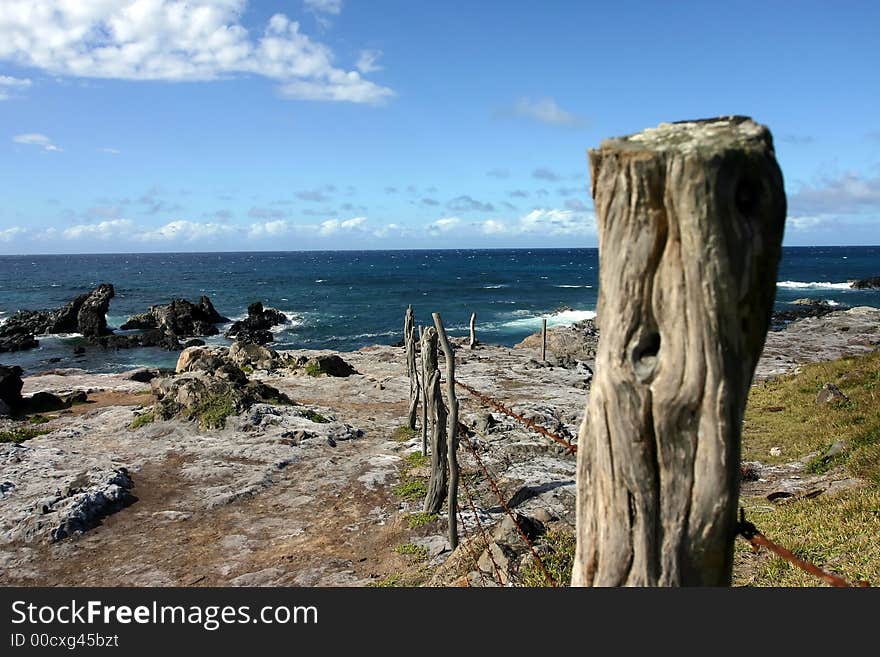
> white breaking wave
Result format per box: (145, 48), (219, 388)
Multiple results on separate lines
(486, 308), (597, 333)
(483, 284), (507, 289)
(777, 281), (853, 290)
(271, 311), (304, 333)
(555, 284), (593, 288)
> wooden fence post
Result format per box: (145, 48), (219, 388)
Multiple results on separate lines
(541, 318), (547, 362)
(422, 326), (448, 514)
(573, 117), (786, 586)
(404, 306), (419, 430)
(469, 312), (477, 349)
(433, 312), (459, 550)
(419, 325), (428, 457)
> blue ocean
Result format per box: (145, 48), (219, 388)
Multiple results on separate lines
(1, 246), (878, 373)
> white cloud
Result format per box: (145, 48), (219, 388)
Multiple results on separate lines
(481, 219), (507, 235)
(787, 215), (827, 231)
(0, 75), (31, 100)
(63, 219), (133, 240)
(140, 220), (238, 242)
(12, 133), (62, 152)
(510, 97), (584, 127)
(355, 49), (383, 74)
(789, 172), (880, 215)
(304, 0), (342, 15)
(0, 226), (25, 242)
(319, 215), (367, 235)
(517, 208), (595, 235)
(0, 1), (392, 104)
(429, 217), (461, 233)
(248, 220), (290, 237)
(100, 147), (121, 154)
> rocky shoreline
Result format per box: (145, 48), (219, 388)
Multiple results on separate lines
(0, 305), (878, 586)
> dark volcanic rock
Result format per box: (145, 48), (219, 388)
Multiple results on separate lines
(0, 333), (39, 353)
(0, 365), (24, 411)
(305, 354), (358, 377)
(850, 276), (880, 289)
(121, 295), (229, 337)
(770, 298), (844, 331)
(0, 284), (115, 352)
(224, 302), (288, 345)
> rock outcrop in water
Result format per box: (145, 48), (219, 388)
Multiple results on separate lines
(224, 302), (288, 345)
(0, 284), (115, 352)
(851, 276), (880, 290)
(770, 298), (845, 330)
(122, 296), (229, 336)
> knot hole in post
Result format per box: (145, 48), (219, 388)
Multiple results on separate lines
(631, 330), (661, 383)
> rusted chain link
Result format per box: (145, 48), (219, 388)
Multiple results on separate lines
(457, 420), (557, 587)
(458, 470), (505, 586)
(737, 508), (870, 588)
(454, 506), (481, 587)
(456, 380), (577, 454)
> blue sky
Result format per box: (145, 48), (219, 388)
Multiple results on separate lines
(0, 0), (878, 253)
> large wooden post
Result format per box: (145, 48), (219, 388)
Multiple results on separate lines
(573, 117), (786, 586)
(433, 312), (459, 550)
(468, 312), (477, 349)
(422, 326), (448, 514)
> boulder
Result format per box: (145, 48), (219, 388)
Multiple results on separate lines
(228, 341), (280, 371)
(515, 318), (600, 361)
(0, 364), (24, 409)
(850, 276), (880, 290)
(127, 368), (160, 383)
(304, 354), (357, 377)
(151, 369), (291, 430)
(20, 391), (85, 414)
(224, 302), (288, 345)
(816, 383), (849, 405)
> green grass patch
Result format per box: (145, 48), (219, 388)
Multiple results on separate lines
(392, 425), (417, 442)
(394, 543), (429, 560)
(742, 350), (880, 477)
(521, 528), (576, 587)
(305, 361), (323, 377)
(369, 573), (405, 587)
(734, 487), (880, 586)
(129, 410), (156, 430)
(301, 409), (330, 424)
(28, 414), (51, 425)
(0, 427), (50, 444)
(186, 392), (237, 430)
(393, 477), (427, 502)
(406, 512), (439, 529)
(405, 451), (428, 468)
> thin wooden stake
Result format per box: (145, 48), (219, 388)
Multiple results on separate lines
(541, 318), (547, 362)
(433, 311), (459, 550)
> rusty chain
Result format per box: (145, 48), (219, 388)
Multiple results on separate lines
(455, 380), (577, 454)
(737, 508), (870, 588)
(458, 470), (505, 586)
(456, 420), (557, 587)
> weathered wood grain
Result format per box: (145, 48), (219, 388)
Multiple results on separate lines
(573, 117), (786, 586)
